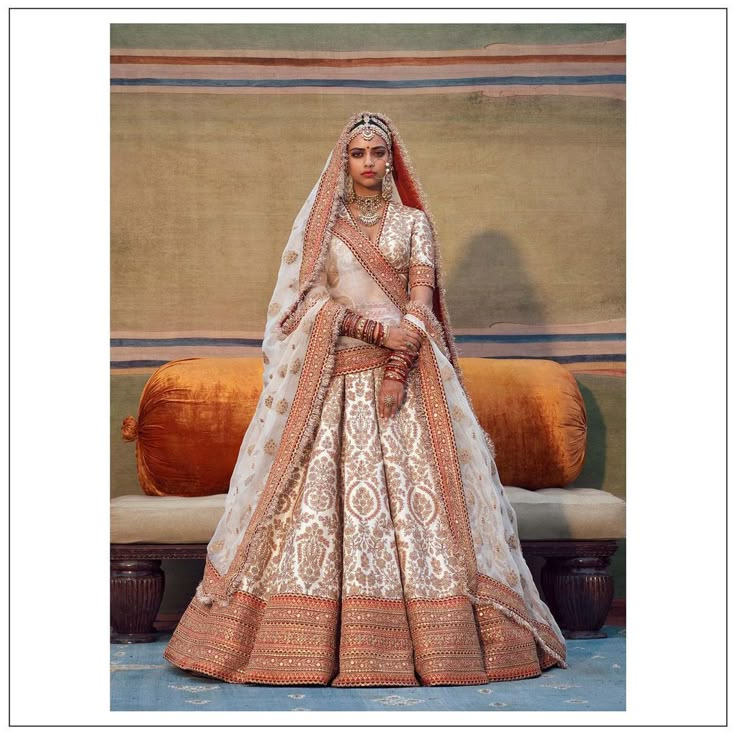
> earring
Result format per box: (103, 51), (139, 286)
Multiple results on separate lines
(382, 163), (393, 201)
(344, 172), (356, 203)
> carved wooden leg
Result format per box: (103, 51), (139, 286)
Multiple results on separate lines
(110, 559), (164, 643)
(523, 540), (619, 640)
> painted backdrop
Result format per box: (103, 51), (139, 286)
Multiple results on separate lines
(110, 23), (626, 610)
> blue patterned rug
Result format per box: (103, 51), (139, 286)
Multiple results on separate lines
(110, 625), (625, 712)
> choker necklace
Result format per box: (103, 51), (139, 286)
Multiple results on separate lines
(354, 192), (382, 226)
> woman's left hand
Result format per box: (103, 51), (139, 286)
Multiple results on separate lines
(379, 377), (406, 420)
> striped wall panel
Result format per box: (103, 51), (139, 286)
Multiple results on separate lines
(110, 319), (625, 377)
(110, 39), (625, 99)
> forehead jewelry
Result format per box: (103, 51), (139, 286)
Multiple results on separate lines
(352, 114), (392, 148)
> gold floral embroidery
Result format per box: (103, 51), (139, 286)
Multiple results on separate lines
(247, 444), (255, 455)
(333, 345), (391, 376)
(290, 357), (302, 374)
(264, 439), (277, 455)
(409, 264), (435, 290)
(451, 406), (465, 422)
(262, 351), (270, 365)
(276, 399), (289, 415)
(409, 209), (435, 272)
(284, 250), (298, 264)
(278, 365), (288, 378)
(264, 395), (273, 408)
(268, 302), (281, 317)
(473, 596), (544, 681)
(332, 216), (406, 311)
(417, 343), (479, 594)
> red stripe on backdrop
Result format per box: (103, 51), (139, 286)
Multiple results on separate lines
(110, 54), (626, 67)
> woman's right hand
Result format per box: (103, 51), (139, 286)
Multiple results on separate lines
(383, 324), (422, 355)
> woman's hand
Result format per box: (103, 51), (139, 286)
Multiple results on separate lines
(379, 377), (406, 420)
(383, 324), (422, 355)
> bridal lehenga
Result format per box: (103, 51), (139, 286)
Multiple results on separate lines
(163, 112), (568, 686)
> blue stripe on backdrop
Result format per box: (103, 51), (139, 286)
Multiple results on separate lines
(112, 360), (175, 368)
(111, 337), (263, 347)
(111, 333), (625, 348)
(111, 74), (626, 88)
(111, 354), (626, 370)
(455, 333), (626, 344)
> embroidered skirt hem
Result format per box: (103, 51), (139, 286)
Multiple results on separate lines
(163, 569), (564, 687)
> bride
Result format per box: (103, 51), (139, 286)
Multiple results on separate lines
(163, 112), (568, 687)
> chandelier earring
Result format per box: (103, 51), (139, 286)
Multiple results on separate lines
(382, 162), (394, 202)
(344, 170), (357, 203)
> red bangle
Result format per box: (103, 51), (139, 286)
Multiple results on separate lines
(343, 311), (390, 348)
(390, 352), (413, 367)
(388, 351), (414, 369)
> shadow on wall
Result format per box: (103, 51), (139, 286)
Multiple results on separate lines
(445, 230), (546, 328)
(574, 382), (607, 489)
(444, 227), (611, 489)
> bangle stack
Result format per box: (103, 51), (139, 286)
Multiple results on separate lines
(384, 317), (424, 385)
(341, 309), (389, 347)
(384, 347), (419, 385)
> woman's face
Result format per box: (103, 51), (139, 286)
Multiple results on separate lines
(347, 130), (390, 194)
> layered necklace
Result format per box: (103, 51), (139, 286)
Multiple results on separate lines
(353, 192), (383, 226)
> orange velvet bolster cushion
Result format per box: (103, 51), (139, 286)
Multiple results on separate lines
(122, 356), (586, 497)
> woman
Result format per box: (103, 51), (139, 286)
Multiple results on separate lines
(163, 112), (568, 687)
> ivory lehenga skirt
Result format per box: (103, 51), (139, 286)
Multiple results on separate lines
(163, 347), (566, 687)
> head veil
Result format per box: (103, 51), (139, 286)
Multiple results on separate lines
(198, 111), (472, 607)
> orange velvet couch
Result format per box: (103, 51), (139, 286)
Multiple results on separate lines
(111, 357), (625, 643)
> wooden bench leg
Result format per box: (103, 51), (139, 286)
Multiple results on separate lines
(110, 559), (164, 643)
(523, 540), (619, 640)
